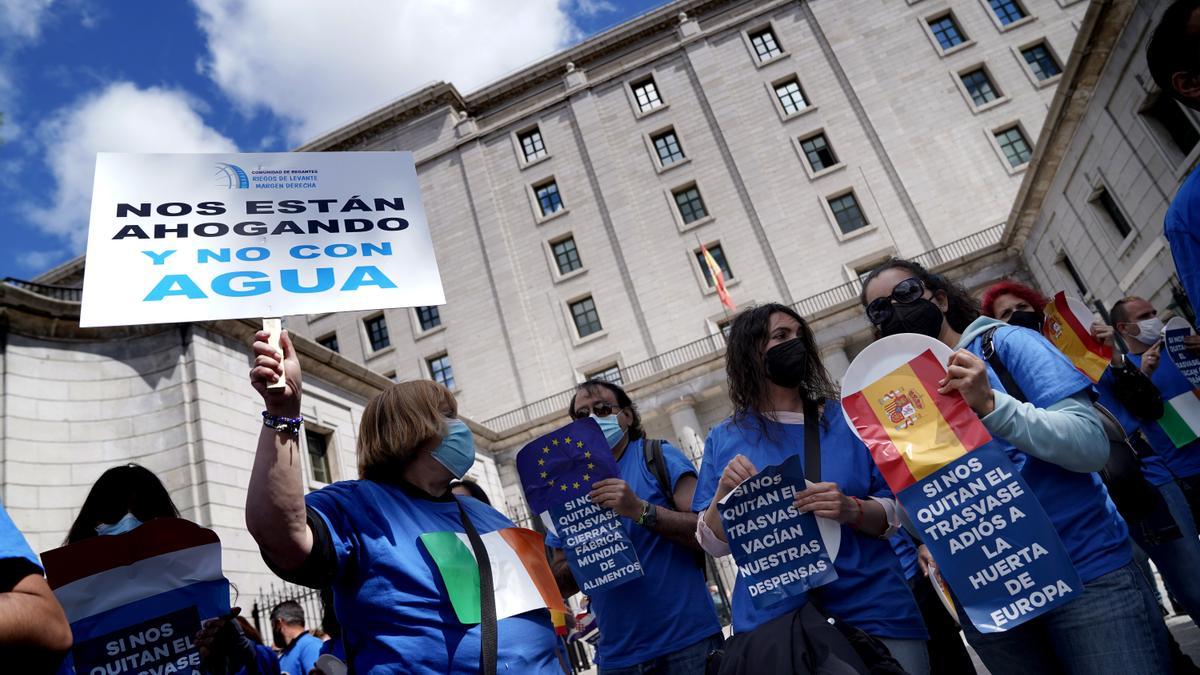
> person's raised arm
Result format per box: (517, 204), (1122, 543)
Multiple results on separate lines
(701, 455), (757, 545)
(0, 570), (71, 653)
(247, 330), (313, 572)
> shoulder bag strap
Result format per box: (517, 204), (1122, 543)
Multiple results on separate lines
(644, 439), (673, 506)
(456, 499), (497, 675)
(803, 399), (821, 482)
(980, 327), (1029, 403)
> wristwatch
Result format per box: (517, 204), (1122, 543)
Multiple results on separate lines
(636, 500), (658, 528)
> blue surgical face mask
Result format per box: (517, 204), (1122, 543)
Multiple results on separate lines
(591, 414), (626, 449)
(95, 512), (142, 536)
(432, 418), (476, 479)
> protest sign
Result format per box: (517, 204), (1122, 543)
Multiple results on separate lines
(718, 455), (839, 610)
(842, 334), (1081, 632)
(1164, 316), (1200, 388)
(516, 419), (643, 593)
(80, 152), (444, 327)
(42, 518), (230, 674)
(1042, 292), (1111, 382)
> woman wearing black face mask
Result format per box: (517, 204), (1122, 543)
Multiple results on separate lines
(861, 259), (1170, 675)
(692, 303), (930, 674)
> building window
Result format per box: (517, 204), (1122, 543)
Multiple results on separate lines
(570, 297), (603, 338)
(1057, 254), (1089, 298)
(673, 185), (709, 224)
(1141, 91), (1200, 158)
(587, 364), (623, 385)
(427, 353), (456, 389)
(631, 77), (663, 113)
(828, 192), (869, 234)
(384, 371), (399, 382)
(305, 429), (333, 484)
(317, 332), (339, 353)
(749, 27), (783, 62)
(518, 127), (547, 162)
(364, 314), (390, 351)
(651, 129), (686, 166)
(989, 0), (1027, 25)
(961, 68), (1000, 106)
(534, 180), (564, 217)
(416, 306), (441, 331)
(994, 126), (1032, 167)
(800, 133), (839, 172)
(552, 236), (583, 274)
(717, 319), (733, 339)
(695, 244), (734, 287)
(1092, 188), (1133, 239)
(1021, 43), (1061, 81)
(928, 14), (966, 50)
(774, 78), (809, 115)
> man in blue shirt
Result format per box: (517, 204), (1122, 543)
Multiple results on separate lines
(271, 600), (323, 675)
(0, 502), (71, 667)
(1148, 0), (1200, 309)
(548, 380), (722, 674)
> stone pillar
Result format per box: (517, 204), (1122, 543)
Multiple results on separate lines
(665, 396), (703, 466)
(819, 337), (851, 386)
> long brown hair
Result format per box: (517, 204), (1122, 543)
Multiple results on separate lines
(358, 380), (457, 482)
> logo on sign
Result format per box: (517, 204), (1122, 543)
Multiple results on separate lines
(214, 162), (249, 190)
(882, 388), (925, 430)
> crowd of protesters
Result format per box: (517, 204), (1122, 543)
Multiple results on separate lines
(1, 1), (1199, 673)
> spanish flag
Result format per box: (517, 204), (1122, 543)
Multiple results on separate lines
(842, 349), (992, 494)
(701, 243), (735, 311)
(1042, 291), (1111, 382)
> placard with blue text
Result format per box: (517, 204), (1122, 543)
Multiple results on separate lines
(80, 152), (444, 327)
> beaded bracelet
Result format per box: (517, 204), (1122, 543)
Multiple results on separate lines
(262, 411), (303, 436)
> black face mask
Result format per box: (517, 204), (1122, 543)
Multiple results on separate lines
(878, 298), (945, 339)
(1006, 310), (1044, 332)
(764, 338), (809, 388)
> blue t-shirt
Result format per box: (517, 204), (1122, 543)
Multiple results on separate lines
(692, 403), (926, 639)
(278, 632), (322, 675)
(306, 481), (561, 674)
(1096, 367), (1173, 486)
(1166, 165), (1200, 313)
(235, 643), (281, 675)
(889, 533), (920, 582)
(0, 502), (39, 570)
(966, 325), (1131, 582)
(1129, 351), (1200, 479)
(545, 438), (720, 669)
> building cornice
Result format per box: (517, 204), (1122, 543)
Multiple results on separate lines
(1002, 0), (1134, 252)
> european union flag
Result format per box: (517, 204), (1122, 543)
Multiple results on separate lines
(516, 418), (620, 513)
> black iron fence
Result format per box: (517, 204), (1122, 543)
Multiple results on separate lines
(249, 582), (325, 642)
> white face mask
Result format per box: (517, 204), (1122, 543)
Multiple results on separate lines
(1131, 317), (1164, 346)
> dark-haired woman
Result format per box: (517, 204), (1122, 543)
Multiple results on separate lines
(692, 303), (929, 675)
(861, 259), (1169, 674)
(65, 463), (181, 544)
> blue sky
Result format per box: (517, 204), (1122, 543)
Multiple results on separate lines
(0, 0), (667, 279)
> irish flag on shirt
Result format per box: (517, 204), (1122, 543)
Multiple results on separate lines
(1160, 389), (1200, 448)
(421, 527), (567, 624)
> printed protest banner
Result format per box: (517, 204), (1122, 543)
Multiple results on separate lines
(80, 152), (444, 327)
(420, 527), (568, 624)
(1164, 316), (1200, 388)
(718, 455), (838, 609)
(1156, 318), (1200, 447)
(842, 334), (1081, 632)
(516, 418), (643, 593)
(42, 518), (230, 674)
(1041, 292), (1111, 382)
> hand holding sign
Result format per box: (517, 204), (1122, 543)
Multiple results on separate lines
(250, 329), (302, 417)
(938, 350), (996, 417)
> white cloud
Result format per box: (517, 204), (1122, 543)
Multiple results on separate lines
(28, 82), (237, 250)
(0, 0), (55, 40)
(192, 0), (578, 144)
(17, 249), (62, 272)
(574, 0), (617, 17)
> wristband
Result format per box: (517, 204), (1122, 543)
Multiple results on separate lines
(850, 496), (866, 530)
(262, 411), (303, 436)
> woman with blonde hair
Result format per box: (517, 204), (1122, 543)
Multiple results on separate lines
(246, 330), (561, 674)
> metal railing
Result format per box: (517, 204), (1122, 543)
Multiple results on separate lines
(250, 582), (326, 642)
(483, 223), (1007, 432)
(2, 277), (82, 302)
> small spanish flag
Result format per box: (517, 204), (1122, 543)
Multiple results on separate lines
(1042, 291), (1111, 382)
(842, 349), (992, 494)
(700, 243), (735, 311)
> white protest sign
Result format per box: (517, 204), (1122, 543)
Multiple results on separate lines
(80, 152), (444, 327)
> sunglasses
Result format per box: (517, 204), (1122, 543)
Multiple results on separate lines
(866, 277), (925, 326)
(571, 402), (623, 420)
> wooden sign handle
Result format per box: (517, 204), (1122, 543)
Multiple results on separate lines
(263, 318), (287, 389)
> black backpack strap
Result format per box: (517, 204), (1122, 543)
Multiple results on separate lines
(456, 499), (497, 675)
(644, 438), (673, 503)
(803, 399), (820, 482)
(980, 327), (1029, 403)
